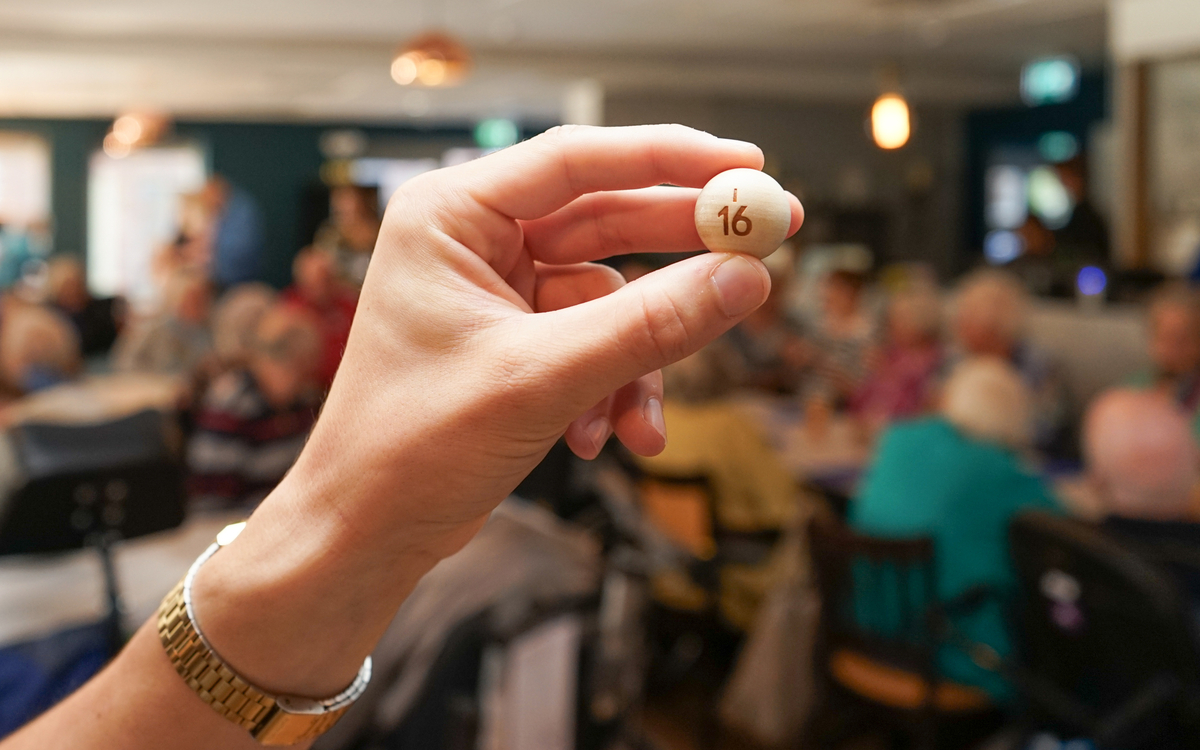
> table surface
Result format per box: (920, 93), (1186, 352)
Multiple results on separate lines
(2, 372), (183, 427)
(732, 394), (871, 482)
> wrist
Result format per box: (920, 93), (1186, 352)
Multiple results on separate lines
(187, 468), (459, 699)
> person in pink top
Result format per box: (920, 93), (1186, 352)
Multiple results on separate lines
(852, 284), (944, 434)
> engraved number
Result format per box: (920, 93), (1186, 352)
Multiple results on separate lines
(718, 205), (753, 237)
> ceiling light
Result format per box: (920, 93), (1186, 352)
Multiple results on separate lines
(102, 132), (132, 159)
(105, 111), (171, 154)
(111, 114), (144, 145)
(390, 55), (418, 85)
(871, 93), (911, 150)
(391, 32), (471, 88)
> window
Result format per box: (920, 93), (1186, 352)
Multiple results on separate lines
(88, 145), (206, 307)
(0, 132), (51, 228)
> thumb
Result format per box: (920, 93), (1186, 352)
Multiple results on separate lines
(539, 252), (770, 411)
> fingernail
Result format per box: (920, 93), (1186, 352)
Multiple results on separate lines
(643, 397), (666, 441)
(585, 417), (611, 453)
(711, 255), (766, 318)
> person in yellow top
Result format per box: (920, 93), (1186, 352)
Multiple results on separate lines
(636, 344), (811, 630)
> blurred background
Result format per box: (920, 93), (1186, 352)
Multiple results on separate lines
(3, 1), (1200, 749)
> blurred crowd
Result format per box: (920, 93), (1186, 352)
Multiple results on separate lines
(0, 177), (379, 511)
(615, 245), (1200, 715)
(3, 171), (1200, 745)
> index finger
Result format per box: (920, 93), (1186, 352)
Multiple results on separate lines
(455, 124), (764, 221)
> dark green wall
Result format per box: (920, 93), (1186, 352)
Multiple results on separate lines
(0, 117), (511, 287)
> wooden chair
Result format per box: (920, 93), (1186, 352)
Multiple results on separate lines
(806, 517), (1002, 750)
(1008, 510), (1200, 749)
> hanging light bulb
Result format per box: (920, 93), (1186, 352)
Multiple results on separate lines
(871, 93), (911, 150)
(103, 111), (171, 158)
(390, 32), (471, 88)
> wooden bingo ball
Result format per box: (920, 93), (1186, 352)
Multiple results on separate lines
(694, 168), (790, 259)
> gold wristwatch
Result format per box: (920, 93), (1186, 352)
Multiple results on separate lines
(157, 522), (372, 746)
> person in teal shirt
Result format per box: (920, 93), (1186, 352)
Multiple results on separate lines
(850, 357), (1059, 701)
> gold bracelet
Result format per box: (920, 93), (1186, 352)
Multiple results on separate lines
(157, 522), (372, 746)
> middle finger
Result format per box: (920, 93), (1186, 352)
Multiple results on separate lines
(521, 185), (803, 266)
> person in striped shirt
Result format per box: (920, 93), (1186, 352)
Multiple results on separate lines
(186, 303), (322, 511)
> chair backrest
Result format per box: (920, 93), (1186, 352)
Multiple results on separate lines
(1008, 510), (1200, 746)
(808, 517), (939, 676)
(636, 473), (718, 561)
(0, 409), (186, 556)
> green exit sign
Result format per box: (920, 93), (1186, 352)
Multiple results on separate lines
(1021, 56), (1080, 107)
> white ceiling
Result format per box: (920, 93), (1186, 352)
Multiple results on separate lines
(0, 0), (1109, 122)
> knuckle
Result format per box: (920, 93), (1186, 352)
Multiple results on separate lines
(633, 287), (692, 369)
(541, 123), (589, 142)
(537, 124), (595, 196)
(592, 203), (636, 255)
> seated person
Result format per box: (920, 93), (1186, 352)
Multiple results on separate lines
(0, 301), (81, 397)
(153, 191), (215, 286)
(851, 283), (943, 433)
(851, 357), (1058, 700)
(45, 256), (123, 358)
(281, 247), (357, 391)
(210, 283), (277, 372)
(0, 302), (83, 506)
(951, 269), (1070, 457)
(1126, 283), (1200, 437)
(1083, 389), (1200, 604)
(112, 269), (213, 376)
(314, 185), (380, 288)
(186, 304), (321, 510)
(636, 345), (810, 630)
(722, 246), (807, 394)
(803, 268), (874, 406)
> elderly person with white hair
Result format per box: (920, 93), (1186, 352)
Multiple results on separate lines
(952, 269), (1070, 456)
(112, 268), (213, 376)
(851, 357), (1059, 700)
(1084, 389), (1200, 607)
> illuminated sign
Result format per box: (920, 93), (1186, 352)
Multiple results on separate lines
(1021, 57), (1080, 107)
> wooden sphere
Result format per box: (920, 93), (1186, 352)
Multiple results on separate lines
(694, 168), (791, 259)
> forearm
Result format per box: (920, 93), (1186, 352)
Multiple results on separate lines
(5, 624), (273, 750)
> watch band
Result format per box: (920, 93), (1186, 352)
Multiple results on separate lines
(157, 522), (372, 746)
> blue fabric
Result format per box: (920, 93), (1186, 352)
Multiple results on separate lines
(850, 417), (1059, 700)
(212, 187), (264, 288)
(0, 621), (109, 738)
(19, 365), (71, 394)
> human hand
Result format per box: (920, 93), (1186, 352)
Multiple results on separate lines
(197, 125), (802, 698)
(298, 124), (803, 547)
